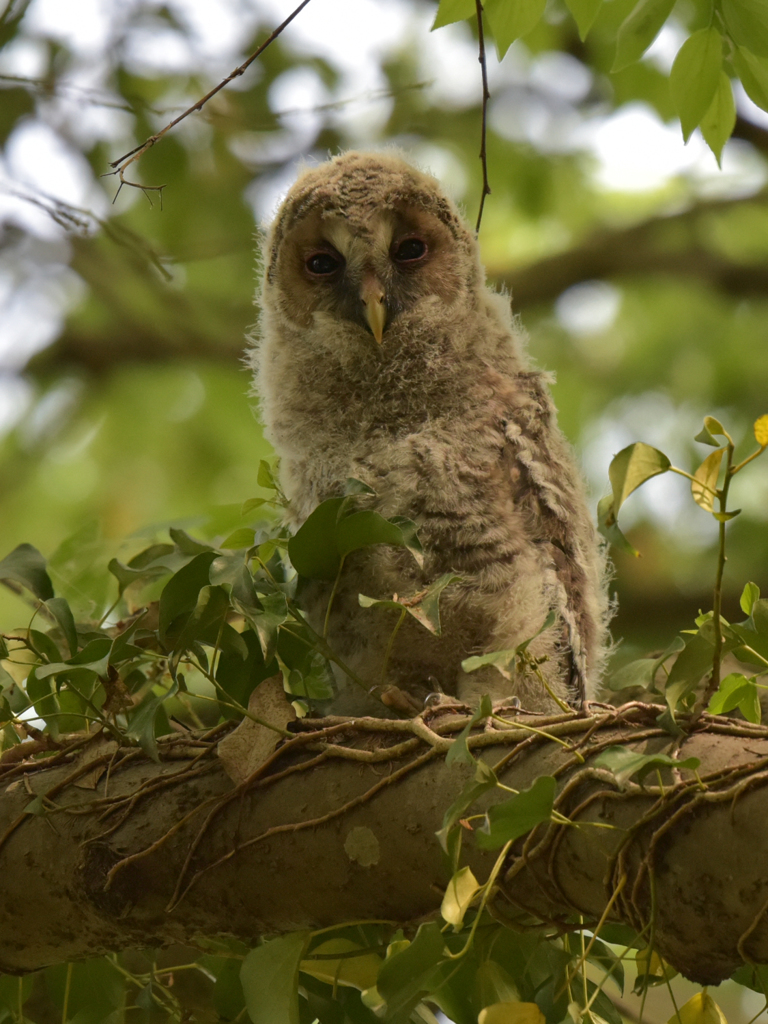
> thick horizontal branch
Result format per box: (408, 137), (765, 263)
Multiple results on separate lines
(2, 705), (768, 984)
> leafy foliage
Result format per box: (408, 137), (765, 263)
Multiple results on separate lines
(600, 415), (768, 723)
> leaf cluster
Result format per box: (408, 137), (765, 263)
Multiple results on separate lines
(0, 468), (456, 761)
(434, 0), (768, 163)
(600, 415), (768, 724)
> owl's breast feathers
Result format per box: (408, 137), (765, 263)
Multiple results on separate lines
(254, 151), (610, 710)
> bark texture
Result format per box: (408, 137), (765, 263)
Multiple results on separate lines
(2, 704), (768, 985)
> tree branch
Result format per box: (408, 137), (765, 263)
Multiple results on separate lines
(3, 705), (768, 985)
(103, 0), (314, 200)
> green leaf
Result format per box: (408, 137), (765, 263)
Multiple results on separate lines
(36, 637), (112, 681)
(220, 528), (256, 549)
(461, 646), (518, 680)
(594, 746), (700, 787)
(210, 552), (260, 610)
(723, 0), (768, 58)
(462, 611), (556, 679)
(386, 516), (424, 568)
(612, 0), (676, 71)
(257, 458), (281, 492)
(241, 932), (310, 1024)
(476, 775), (556, 850)
(670, 28), (723, 142)
(300, 938), (382, 991)
(694, 415), (728, 446)
(126, 682), (177, 761)
(691, 448), (723, 512)
(741, 582), (760, 616)
(359, 573), (461, 637)
(345, 477), (376, 495)
(446, 694), (494, 765)
(240, 497), (267, 517)
(732, 45), (768, 112)
(485, 0), (547, 57)
(172, 585), (244, 657)
(245, 590), (289, 662)
(45, 597), (78, 658)
(29, 628), (63, 664)
(664, 632), (719, 712)
(605, 635), (685, 692)
(158, 551), (217, 646)
(563, 0), (603, 40)
(700, 72), (737, 165)
(731, 962), (768, 994)
(335, 510), (410, 559)
(288, 497), (346, 581)
(585, 937), (625, 995)
(431, 0), (476, 30)
(475, 962), (521, 1008)
(708, 672), (760, 722)
(108, 557), (170, 597)
(169, 527), (214, 555)
(712, 509), (741, 522)
(211, 956), (247, 1020)
(0, 543), (54, 601)
(410, 572), (461, 635)
(376, 922), (446, 1015)
(752, 599), (768, 635)
(609, 443), (671, 512)
(596, 495), (640, 557)
(436, 759), (498, 852)
(109, 610), (150, 666)
(216, 629), (275, 715)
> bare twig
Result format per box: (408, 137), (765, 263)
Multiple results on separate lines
(474, 0), (491, 234)
(104, 0), (314, 201)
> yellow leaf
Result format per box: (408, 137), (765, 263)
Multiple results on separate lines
(300, 938), (382, 991)
(691, 449), (723, 512)
(670, 991), (728, 1024)
(441, 865), (481, 929)
(479, 1002), (546, 1024)
(636, 947), (678, 983)
(754, 414), (768, 448)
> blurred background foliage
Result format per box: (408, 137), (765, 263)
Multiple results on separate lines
(1, 0), (767, 662)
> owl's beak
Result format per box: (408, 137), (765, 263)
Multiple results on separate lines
(360, 277), (386, 344)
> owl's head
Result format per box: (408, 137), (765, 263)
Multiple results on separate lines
(261, 151), (482, 352)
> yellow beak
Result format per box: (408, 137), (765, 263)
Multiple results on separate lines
(361, 277), (386, 344)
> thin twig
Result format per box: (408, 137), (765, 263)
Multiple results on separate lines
(104, 0), (314, 199)
(474, 0), (491, 234)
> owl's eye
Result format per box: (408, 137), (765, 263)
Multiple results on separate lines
(392, 237), (427, 263)
(305, 251), (342, 277)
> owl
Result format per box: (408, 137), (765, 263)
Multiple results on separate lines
(251, 151), (610, 715)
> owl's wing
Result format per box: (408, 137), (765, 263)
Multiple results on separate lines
(501, 371), (599, 706)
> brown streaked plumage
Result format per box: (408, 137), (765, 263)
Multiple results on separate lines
(250, 151), (610, 714)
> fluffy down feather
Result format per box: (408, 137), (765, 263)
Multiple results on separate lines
(250, 151), (610, 715)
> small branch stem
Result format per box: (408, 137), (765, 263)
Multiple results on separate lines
(323, 555), (345, 640)
(105, 0), (313, 196)
(474, 0), (491, 233)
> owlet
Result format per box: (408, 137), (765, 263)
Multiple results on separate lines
(251, 151), (609, 715)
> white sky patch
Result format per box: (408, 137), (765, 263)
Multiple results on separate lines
(23, 0), (114, 56)
(556, 281), (621, 336)
(587, 103), (713, 192)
